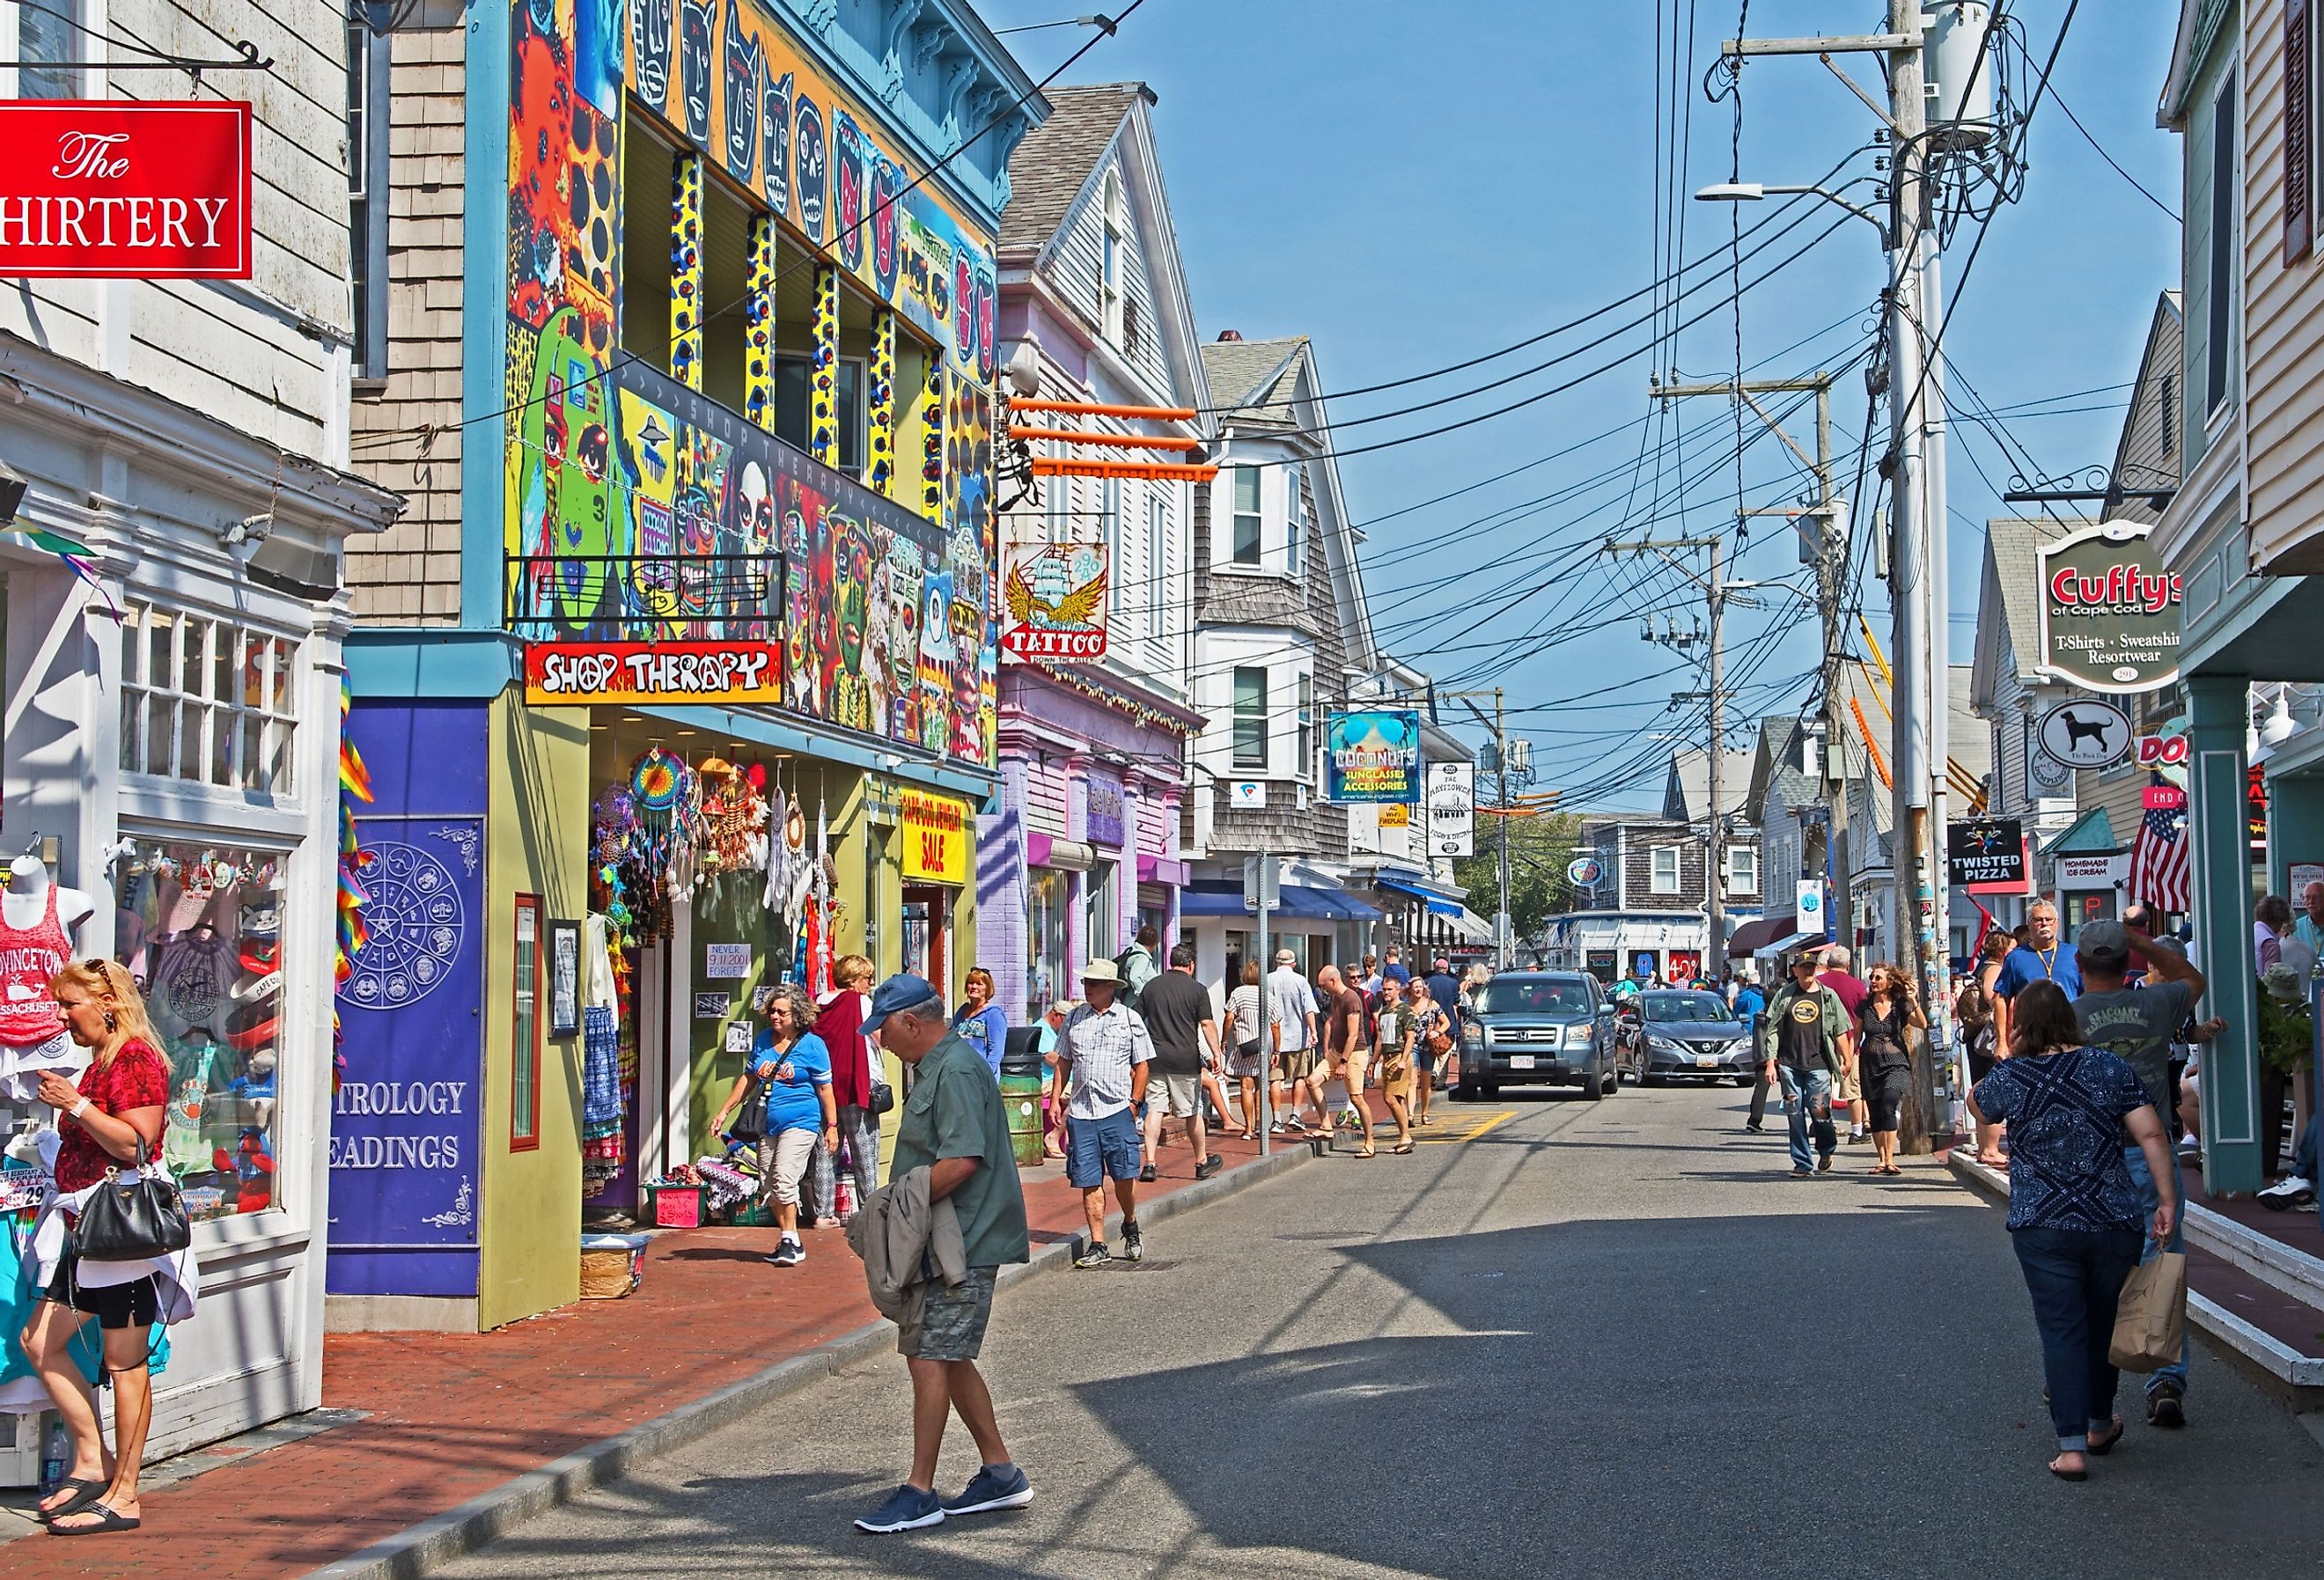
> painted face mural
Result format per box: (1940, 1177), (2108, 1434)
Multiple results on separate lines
(974, 267), (997, 384)
(720, 0), (758, 184)
(630, 0), (673, 108)
(761, 68), (791, 218)
(782, 503), (812, 699)
(871, 158), (902, 299)
(835, 522), (870, 676)
(794, 95), (826, 243)
(678, 0), (711, 142)
(734, 459), (774, 555)
(833, 111), (865, 269)
(518, 308), (619, 631)
(952, 257), (974, 364)
(862, 560), (893, 723)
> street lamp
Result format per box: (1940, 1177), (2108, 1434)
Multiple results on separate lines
(1695, 180), (1890, 244)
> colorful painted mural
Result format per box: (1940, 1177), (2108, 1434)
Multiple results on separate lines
(626, 0), (999, 384)
(505, 0), (1000, 769)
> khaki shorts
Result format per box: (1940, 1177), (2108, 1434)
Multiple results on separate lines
(1836, 1065), (1863, 1102)
(1342, 1047), (1372, 1093)
(1277, 1044), (1321, 1083)
(1151, 1071), (1200, 1119)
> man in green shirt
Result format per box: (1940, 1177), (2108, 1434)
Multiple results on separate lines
(853, 974), (1033, 1535)
(1758, 950), (1849, 1178)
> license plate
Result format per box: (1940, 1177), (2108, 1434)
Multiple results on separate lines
(1695, 1055), (1718, 1069)
(1508, 1055), (1536, 1070)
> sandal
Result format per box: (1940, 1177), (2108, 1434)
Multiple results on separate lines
(38, 1479), (107, 1523)
(2048, 1455), (2087, 1481)
(47, 1502), (140, 1536)
(1389, 1141), (1415, 1155)
(1354, 1147), (1376, 1158)
(2086, 1417), (2125, 1456)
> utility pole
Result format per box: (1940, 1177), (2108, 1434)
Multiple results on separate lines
(1717, 6), (1967, 1149)
(1496, 687), (1511, 968)
(1651, 373), (1845, 976)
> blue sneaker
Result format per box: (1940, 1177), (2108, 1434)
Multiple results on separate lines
(940, 1462), (1033, 1516)
(855, 1483), (945, 1533)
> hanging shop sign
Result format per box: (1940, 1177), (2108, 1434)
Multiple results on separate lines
(1566, 856), (1604, 887)
(1324, 710), (1422, 805)
(523, 639), (783, 704)
(2037, 699), (2132, 770)
(1378, 803), (1410, 827)
(999, 542), (1108, 660)
(1947, 815), (2027, 886)
(901, 789), (968, 884)
(2034, 520), (2183, 694)
(1425, 761), (1475, 856)
(1796, 879), (1828, 937)
(2136, 732), (2190, 766)
(0, 102), (252, 279)
(1085, 772), (1125, 846)
(2144, 783), (2188, 811)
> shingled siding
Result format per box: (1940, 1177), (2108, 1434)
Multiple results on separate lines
(345, 22), (466, 624)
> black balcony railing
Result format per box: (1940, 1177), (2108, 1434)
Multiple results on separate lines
(504, 554), (783, 639)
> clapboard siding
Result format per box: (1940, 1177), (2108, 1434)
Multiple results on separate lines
(1045, 150), (1174, 396)
(345, 21), (467, 623)
(2246, 0), (2324, 571)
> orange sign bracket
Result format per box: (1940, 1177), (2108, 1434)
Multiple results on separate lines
(1007, 426), (1204, 452)
(1029, 457), (1220, 482)
(1008, 396), (1200, 422)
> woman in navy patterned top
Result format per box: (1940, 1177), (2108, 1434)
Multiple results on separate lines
(1970, 980), (2180, 1481)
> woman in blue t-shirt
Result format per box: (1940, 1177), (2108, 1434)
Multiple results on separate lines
(713, 984), (835, 1268)
(952, 966), (1010, 1077)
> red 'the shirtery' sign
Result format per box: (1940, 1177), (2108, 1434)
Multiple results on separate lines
(0, 101), (252, 279)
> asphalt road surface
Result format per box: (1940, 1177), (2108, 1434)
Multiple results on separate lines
(439, 1084), (2324, 1578)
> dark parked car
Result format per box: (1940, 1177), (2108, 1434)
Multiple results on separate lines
(1615, 989), (1755, 1086)
(1454, 972), (1618, 1100)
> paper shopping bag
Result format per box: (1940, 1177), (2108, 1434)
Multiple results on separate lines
(2108, 1251), (2188, 1372)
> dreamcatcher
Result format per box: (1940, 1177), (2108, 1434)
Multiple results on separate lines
(629, 747), (695, 871)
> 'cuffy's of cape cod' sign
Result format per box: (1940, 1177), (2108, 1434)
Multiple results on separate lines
(0, 103), (252, 278)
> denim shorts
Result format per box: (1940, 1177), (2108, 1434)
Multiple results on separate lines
(1065, 1107), (1143, 1187)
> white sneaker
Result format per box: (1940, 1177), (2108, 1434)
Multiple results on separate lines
(2257, 1176), (2316, 1210)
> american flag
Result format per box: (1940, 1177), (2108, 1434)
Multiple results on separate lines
(2129, 775), (2191, 911)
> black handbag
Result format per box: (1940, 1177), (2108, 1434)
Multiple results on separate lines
(73, 1165), (190, 1262)
(868, 1078), (895, 1117)
(727, 1077), (767, 1143)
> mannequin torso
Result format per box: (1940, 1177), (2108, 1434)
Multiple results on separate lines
(2, 857), (95, 944)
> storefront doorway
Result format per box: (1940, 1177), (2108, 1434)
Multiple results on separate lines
(901, 884), (949, 1000)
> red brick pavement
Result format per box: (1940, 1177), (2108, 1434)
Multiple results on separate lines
(0, 1124), (1291, 1578)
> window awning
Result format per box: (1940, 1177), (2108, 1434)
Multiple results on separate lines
(1373, 871), (1465, 916)
(1725, 914), (1795, 957)
(1180, 881), (1385, 922)
(1749, 929), (1828, 960)
(1445, 906), (1495, 944)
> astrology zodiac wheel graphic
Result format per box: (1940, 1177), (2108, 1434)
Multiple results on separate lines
(339, 841), (466, 1010)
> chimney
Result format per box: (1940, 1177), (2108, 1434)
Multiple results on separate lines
(1216, 329), (1242, 342)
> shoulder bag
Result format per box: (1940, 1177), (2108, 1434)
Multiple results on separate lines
(1424, 1010), (1454, 1059)
(73, 1164), (191, 1262)
(727, 1076), (767, 1143)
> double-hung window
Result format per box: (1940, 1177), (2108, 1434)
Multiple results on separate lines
(1145, 493), (1167, 639)
(1230, 467), (1262, 566)
(1296, 673), (1314, 779)
(1651, 846), (1680, 895)
(1232, 667), (1268, 771)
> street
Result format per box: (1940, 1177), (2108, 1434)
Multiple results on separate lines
(436, 1085), (2324, 1578)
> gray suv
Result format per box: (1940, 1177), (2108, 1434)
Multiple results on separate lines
(1453, 971), (1619, 1101)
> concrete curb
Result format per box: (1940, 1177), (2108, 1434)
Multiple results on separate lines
(305, 1142), (1315, 1580)
(1944, 1150), (2324, 1407)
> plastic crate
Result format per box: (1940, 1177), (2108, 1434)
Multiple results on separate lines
(645, 1183), (704, 1228)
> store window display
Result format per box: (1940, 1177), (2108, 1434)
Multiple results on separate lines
(0, 850), (97, 1105)
(1026, 868), (1068, 1022)
(114, 840), (287, 1220)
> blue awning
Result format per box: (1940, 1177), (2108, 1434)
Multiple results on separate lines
(1374, 874), (1464, 916)
(1180, 881), (1385, 922)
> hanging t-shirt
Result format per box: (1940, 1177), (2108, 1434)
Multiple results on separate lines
(148, 925), (238, 1042)
(753, 1030), (832, 1135)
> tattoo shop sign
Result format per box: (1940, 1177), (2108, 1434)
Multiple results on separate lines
(2035, 520), (2182, 694)
(0, 102), (252, 278)
(524, 640), (783, 704)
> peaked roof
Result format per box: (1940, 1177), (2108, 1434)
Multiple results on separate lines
(1000, 84), (1147, 254)
(1973, 516), (2077, 705)
(1663, 747), (1755, 822)
(1199, 335), (1309, 432)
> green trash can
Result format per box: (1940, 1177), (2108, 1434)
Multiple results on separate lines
(999, 1034), (1047, 1166)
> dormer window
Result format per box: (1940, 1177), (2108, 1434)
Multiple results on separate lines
(1219, 464), (1302, 577)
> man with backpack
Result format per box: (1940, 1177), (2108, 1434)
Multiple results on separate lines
(1114, 924), (1159, 1010)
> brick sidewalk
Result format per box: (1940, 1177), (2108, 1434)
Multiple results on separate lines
(0, 1124), (1297, 1578)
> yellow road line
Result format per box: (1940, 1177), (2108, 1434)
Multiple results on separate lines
(1416, 1109), (1518, 1144)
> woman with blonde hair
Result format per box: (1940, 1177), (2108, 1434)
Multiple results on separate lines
(1219, 959), (1270, 1138)
(26, 959), (172, 1534)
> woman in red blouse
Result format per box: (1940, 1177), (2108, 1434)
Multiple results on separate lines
(25, 959), (169, 1536)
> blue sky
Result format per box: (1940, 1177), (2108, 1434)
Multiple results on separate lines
(975, 0), (2183, 809)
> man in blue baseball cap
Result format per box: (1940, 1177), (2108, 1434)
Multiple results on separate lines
(852, 974), (1033, 1534)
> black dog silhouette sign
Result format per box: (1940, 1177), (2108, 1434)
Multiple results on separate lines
(2037, 700), (2132, 770)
